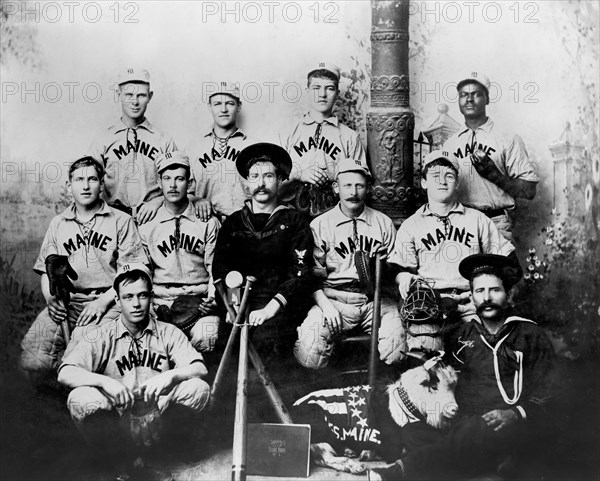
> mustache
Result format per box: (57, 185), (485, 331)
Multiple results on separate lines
(346, 196), (360, 202)
(253, 187), (270, 195)
(476, 301), (502, 311)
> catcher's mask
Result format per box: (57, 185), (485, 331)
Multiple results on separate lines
(400, 279), (440, 325)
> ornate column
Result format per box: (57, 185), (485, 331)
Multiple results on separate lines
(367, 0), (414, 226)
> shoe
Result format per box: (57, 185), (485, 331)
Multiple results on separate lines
(369, 460), (405, 481)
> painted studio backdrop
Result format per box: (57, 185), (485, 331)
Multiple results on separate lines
(0, 0), (599, 479)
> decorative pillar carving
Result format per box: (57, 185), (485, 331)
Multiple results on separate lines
(367, 0), (414, 226)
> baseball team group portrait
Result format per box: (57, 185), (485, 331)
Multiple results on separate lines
(1, 1), (598, 481)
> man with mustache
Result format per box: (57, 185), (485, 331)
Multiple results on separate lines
(188, 83), (259, 219)
(212, 143), (314, 360)
(388, 150), (518, 323)
(294, 158), (406, 369)
(370, 253), (556, 481)
(138, 151), (221, 353)
(443, 72), (538, 240)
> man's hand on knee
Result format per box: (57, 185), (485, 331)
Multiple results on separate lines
(321, 301), (342, 335)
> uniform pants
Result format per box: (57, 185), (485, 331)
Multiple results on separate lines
(67, 378), (211, 453)
(294, 289), (406, 369)
(20, 292), (120, 373)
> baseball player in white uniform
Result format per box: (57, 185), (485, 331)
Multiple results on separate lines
(443, 72), (539, 240)
(88, 68), (179, 225)
(294, 158), (406, 369)
(138, 151), (221, 353)
(20, 156), (147, 380)
(388, 150), (518, 320)
(58, 263), (210, 480)
(279, 63), (367, 216)
(188, 82), (259, 219)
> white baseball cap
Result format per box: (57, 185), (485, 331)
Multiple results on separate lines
(157, 151), (190, 175)
(113, 263), (152, 291)
(422, 150), (460, 173)
(308, 62), (341, 80)
(117, 68), (150, 86)
(335, 158), (372, 180)
(457, 71), (491, 93)
(209, 82), (240, 101)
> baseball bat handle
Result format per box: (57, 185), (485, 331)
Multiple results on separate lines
(234, 276), (256, 326)
(214, 279), (238, 321)
(368, 251), (384, 391)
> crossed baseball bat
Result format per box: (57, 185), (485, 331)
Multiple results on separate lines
(211, 272), (293, 481)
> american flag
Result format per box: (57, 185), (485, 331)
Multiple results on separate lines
(294, 384), (383, 449)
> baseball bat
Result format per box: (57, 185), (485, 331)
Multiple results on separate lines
(368, 251), (383, 391)
(211, 279), (241, 404)
(232, 275), (255, 481)
(248, 343), (294, 424)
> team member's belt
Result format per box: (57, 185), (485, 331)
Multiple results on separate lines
(480, 208), (505, 218)
(327, 281), (363, 294)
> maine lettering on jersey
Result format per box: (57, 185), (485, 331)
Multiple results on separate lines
(421, 224), (474, 251)
(449, 140), (496, 159)
(63, 231), (113, 254)
(333, 235), (383, 259)
(293, 135), (342, 161)
(115, 349), (166, 376)
(156, 231), (204, 257)
(112, 139), (159, 161)
(198, 146), (241, 168)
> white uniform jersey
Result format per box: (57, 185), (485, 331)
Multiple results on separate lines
(34, 202), (148, 290)
(89, 118), (178, 211)
(59, 316), (203, 392)
(138, 202), (220, 287)
(311, 204), (396, 288)
(443, 118), (538, 210)
(187, 129), (259, 217)
(388, 203), (514, 291)
(280, 112), (366, 182)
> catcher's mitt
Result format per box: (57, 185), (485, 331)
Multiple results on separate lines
(157, 294), (214, 333)
(121, 396), (162, 448)
(45, 254), (78, 303)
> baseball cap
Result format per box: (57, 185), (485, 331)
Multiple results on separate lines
(117, 68), (150, 86)
(209, 82), (240, 101)
(236, 143), (292, 180)
(335, 158), (372, 180)
(156, 151), (190, 175)
(308, 62), (341, 80)
(113, 263), (152, 291)
(459, 254), (521, 289)
(422, 150), (460, 173)
(456, 71), (491, 93)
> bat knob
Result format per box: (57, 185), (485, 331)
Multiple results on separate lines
(225, 271), (244, 289)
(246, 276), (257, 284)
